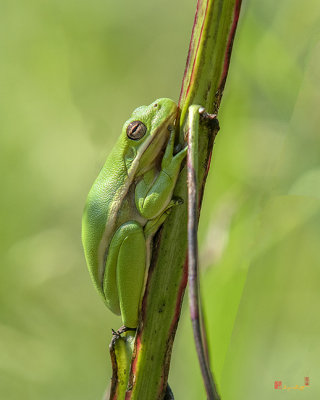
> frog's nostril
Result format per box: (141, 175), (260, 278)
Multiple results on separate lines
(154, 103), (158, 108)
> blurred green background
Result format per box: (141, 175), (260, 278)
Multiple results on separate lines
(1, 0), (320, 399)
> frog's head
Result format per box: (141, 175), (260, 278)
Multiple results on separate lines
(120, 98), (178, 176)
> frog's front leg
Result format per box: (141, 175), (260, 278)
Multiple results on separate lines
(103, 221), (146, 329)
(135, 129), (187, 220)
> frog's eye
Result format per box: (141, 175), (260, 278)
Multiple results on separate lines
(126, 121), (147, 140)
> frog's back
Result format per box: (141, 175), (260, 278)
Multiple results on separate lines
(82, 148), (130, 292)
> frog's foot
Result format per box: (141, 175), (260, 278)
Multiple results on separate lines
(112, 326), (137, 338)
(144, 197), (183, 238)
(170, 196), (183, 208)
(162, 197), (183, 218)
(162, 127), (188, 178)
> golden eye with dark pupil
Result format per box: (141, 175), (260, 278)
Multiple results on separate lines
(126, 121), (147, 140)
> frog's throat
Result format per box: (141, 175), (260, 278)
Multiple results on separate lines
(97, 111), (177, 288)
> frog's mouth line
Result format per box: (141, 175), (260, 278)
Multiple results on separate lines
(140, 110), (177, 156)
(120, 110), (177, 187)
(135, 113), (177, 176)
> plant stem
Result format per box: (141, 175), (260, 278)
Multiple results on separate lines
(109, 1), (243, 398)
(187, 105), (220, 399)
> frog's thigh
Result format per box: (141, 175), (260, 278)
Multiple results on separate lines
(104, 221), (146, 328)
(103, 228), (123, 316)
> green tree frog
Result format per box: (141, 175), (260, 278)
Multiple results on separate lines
(82, 98), (187, 329)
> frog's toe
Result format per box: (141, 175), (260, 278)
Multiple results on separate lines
(171, 196), (184, 206)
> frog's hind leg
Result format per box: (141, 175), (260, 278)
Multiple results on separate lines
(103, 221), (146, 329)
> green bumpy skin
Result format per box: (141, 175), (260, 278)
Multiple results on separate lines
(82, 98), (187, 328)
